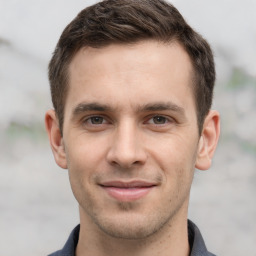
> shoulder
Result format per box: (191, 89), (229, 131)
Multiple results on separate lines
(188, 220), (217, 256)
(47, 225), (80, 256)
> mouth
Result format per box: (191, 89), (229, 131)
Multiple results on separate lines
(99, 181), (157, 202)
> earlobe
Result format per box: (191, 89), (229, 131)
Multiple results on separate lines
(195, 110), (220, 170)
(45, 109), (67, 169)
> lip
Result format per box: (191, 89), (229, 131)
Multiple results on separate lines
(100, 181), (156, 202)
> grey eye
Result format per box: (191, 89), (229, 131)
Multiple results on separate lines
(90, 116), (104, 124)
(152, 116), (167, 124)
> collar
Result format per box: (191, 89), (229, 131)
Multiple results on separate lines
(48, 220), (216, 256)
(188, 220), (216, 256)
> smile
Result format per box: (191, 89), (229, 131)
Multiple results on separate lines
(100, 181), (157, 202)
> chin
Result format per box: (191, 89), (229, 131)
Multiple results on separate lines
(91, 210), (172, 240)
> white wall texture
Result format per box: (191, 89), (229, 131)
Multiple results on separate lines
(0, 0), (255, 255)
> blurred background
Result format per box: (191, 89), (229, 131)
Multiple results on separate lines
(0, 0), (255, 255)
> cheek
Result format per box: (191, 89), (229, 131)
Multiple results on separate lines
(68, 133), (108, 163)
(147, 134), (198, 188)
(150, 135), (198, 168)
(65, 135), (108, 185)
(65, 139), (106, 210)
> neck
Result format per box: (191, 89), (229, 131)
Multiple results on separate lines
(76, 207), (190, 256)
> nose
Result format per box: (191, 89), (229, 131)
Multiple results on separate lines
(106, 121), (147, 168)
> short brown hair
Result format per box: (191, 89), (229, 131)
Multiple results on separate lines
(48, 0), (215, 135)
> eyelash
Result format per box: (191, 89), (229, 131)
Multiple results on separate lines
(146, 115), (172, 125)
(82, 114), (173, 127)
(83, 116), (109, 125)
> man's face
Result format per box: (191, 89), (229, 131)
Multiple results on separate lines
(61, 41), (201, 239)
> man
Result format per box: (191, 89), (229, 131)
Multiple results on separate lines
(45, 0), (220, 255)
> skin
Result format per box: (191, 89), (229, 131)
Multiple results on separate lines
(45, 40), (220, 256)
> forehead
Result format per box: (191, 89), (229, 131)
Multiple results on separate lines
(70, 40), (192, 77)
(66, 40), (195, 114)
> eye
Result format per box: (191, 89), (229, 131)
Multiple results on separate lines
(152, 116), (168, 124)
(84, 116), (107, 125)
(147, 115), (169, 125)
(89, 116), (104, 124)
(81, 115), (111, 132)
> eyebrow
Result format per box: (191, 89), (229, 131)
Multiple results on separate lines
(138, 102), (185, 116)
(72, 101), (186, 119)
(72, 102), (112, 117)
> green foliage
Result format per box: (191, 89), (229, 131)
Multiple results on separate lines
(227, 68), (256, 89)
(5, 121), (47, 142)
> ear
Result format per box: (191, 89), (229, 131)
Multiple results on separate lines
(45, 109), (67, 169)
(195, 110), (220, 170)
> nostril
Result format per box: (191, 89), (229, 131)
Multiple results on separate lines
(107, 156), (146, 169)
(106, 131), (147, 167)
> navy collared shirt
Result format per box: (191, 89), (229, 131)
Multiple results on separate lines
(48, 220), (216, 256)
